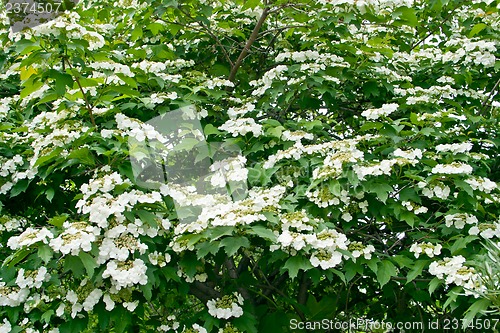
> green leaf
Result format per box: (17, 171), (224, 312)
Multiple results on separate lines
(283, 255), (313, 280)
(49, 70), (74, 96)
(360, 122), (383, 131)
(449, 235), (478, 255)
(220, 236), (250, 257)
(45, 188), (55, 202)
(468, 23), (487, 38)
(137, 210), (159, 228)
(78, 252), (97, 278)
(2, 248), (33, 268)
(368, 182), (393, 203)
(67, 147), (95, 166)
(428, 277), (441, 295)
(406, 260), (429, 283)
(242, 0), (260, 10)
(462, 299), (491, 329)
(204, 123), (222, 136)
(48, 215), (68, 227)
(196, 241), (220, 258)
(38, 244), (53, 264)
(376, 260), (397, 287)
(246, 225), (277, 241)
(210, 226), (234, 240)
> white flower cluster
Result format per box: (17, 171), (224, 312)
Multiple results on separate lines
(0, 155), (24, 177)
(465, 176), (497, 193)
(0, 282), (29, 307)
(249, 65), (288, 96)
(208, 156), (248, 188)
(50, 222), (100, 256)
(313, 145), (364, 180)
(429, 256), (483, 294)
(0, 319), (11, 333)
(115, 113), (170, 143)
(348, 241), (376, 261)
(436, 142), (473, 154)
(7, 227), (53, 250)
(444, 213), (478, 229)
(310, 250), (343, 269)
(401, 201), (428, 214)
(264, 136), (371, 169)
(76, 186), (163, 228)
(469, 221), (500, 239)
(65, 287), (103, 318)
(0, 215), (25, 233)
(353, 159), (400, 180)
(227, 102), (256, 119)
(409, 242), (442, 258)
(431, 162), (473, 175)
(419, 182), (450, 199)
(148, 251), (171, 267)
(392, 148), (423, 163)
(207, 293), (244, 319)
(179, 324), (207, 333)
(281, 130), (314, 143)
(157, 315), (180, 332)
(205, 78), (234, 89)
(218, 118), (263, 137)
(15, 267), (50, 289)
(98, 232), (148, 263)
(361, 103), (398, 120)
(102, 259), (148, 290)
(171, 185), (286, 237)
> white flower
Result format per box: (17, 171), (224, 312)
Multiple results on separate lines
(15, 267), (50, 289)
(436, 142), (473, 154)
(444, 213), (478, 229)
(219, 118), (263, 137)
(409, 242), (442, 258)
(361, 103), (398, 120)
(102, 259), (148, 290)
(310, 250), (343, 269)
(431, 162), (473, 175)
(207, 293), (244, 319)
(0, 318), (11, 333)
(7, 227), (54, 250)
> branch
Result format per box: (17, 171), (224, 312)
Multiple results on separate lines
(63, 58), (97, 128)
(480, 77), (500, 116)
(224, 258), (252, 301)
(189, 281), (222, 303)
(228, 7), (270, 83)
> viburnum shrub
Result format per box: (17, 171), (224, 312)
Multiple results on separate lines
(0, 0), (499, 332)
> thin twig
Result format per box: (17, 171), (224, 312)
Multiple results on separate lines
(63, 57), (97, 128)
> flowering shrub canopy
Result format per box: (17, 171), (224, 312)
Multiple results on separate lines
(0, 0), (499, 332)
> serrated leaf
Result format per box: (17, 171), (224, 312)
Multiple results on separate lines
(78, 252), (97, 278)
(204, 123), (221, 136)
(38, 244), (53, 264)
(376, 260), (397, 287)
(407, 260), (429, 283)
(428, 277), (441, 295)
(137, 210), (159, 228)
(47, 215), (67, 227)
(462, 299), (491, 329)
(246, 225), (277, 241)
(210, 226), (234, 240)
(196, 241), (220, 258)
(220, 236), (250, 257)
(283, 255), (313, 280)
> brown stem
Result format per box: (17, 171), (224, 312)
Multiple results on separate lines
(480, 77), (500, 116)
(228, 7), (270, 83)
(63, 58), (96, 128)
